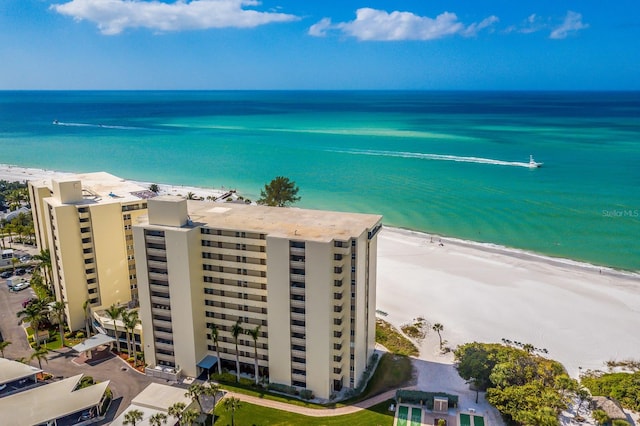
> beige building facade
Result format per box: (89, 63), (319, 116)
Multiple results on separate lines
(28, 172), (153, 331)
(134, 197), (381, 399)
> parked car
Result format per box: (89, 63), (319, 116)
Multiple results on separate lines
(0, 271), (12, 279)
(15, 268), (26, 276)
(20, 255), (31, 262)
(11, 282), (30, 292)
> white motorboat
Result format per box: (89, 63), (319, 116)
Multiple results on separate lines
(528, 155), (543, 168)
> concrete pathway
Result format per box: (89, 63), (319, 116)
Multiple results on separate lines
(220, 388), (403, 417)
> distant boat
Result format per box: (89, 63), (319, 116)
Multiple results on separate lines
(528, 155), (543, 168)
(52, 119), (59, 125)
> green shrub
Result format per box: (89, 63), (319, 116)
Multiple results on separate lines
(211, 372), (238, 384)
(612, 420), (631, 426)
(300, 389), (314, 400)
(581, 371), (640, 411)
(239, 377), (254, 387)
(75, 331), (85, 339)
(267, 382), (299, 396)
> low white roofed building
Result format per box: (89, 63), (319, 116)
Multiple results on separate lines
(110, 383), (195, 426)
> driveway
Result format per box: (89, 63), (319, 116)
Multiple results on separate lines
(0, 280), (155, 423)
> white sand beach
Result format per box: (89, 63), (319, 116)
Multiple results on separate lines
(4, 164), (640, 422)
(377, 227), (640, 377)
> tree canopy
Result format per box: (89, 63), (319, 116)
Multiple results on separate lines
(257, 176), (300, 207)
(454, 342), (574, 426)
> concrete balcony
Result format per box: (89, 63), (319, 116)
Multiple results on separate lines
(146, 248), (166, 257)
(289, 246), (305, 256)
(148, 271), (168, 281)
(154, 341), (174, 352)
(153, 319), (173, 329)
(145, 235), (166, 244)
(149, 284), (169, 293)
(147, 260), (167, 270)
(151, 296), (170, 305)
(291, 337), (306, 347)
(290, 273), (305, 283)
(291, 349), (306, 359)
(289, 260), (305, 269)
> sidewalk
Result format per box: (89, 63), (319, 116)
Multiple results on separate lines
(220, 388), (406, 417)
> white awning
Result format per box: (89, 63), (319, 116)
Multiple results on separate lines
(71, 333), (116, 353)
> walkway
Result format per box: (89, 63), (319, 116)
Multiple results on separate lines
(220, 387), (408, 417)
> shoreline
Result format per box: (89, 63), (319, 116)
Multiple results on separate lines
(3, 163), (640, 381)
(2, 163), (636, 275)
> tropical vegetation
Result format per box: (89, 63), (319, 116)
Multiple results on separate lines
(581, 370), (640, 411)
(375, 318), (418, 356)
(454, 342), (577, 425)
(257, 176), (301, 207)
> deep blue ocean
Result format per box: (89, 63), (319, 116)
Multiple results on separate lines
(1, 91), (638, 270)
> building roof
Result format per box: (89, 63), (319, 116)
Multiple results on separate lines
(0, 374), (109, 425)
(71, 333), (116, 353)
(140, 197), (382, 242)
(131, 383), (193, 411)
(33, 171), (153, 206)
(110, 383), (194, 425)
(0, 358), (42, 385)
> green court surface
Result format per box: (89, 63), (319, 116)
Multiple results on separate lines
(397, 405), (409, 426)
(473, 415), (485, 426)
(460, 413), (471, 426)
(410, 407), (422, 425)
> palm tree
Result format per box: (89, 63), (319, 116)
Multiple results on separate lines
(50, 301), (67, 347)
(186, 191), (196, 200)
(105, 304), (125, 353)
(223, 396), (241, 426)
(32, 249), (52, 288)
(149, 184), (160, 194)
(10, 256), (19, 273)
(168, 402), (186, 424)
(231, 319), (243, 382)
(123, 409), (144, 426)
(208, 383), (221, 410)
(432, 323), (444, 349)
(82, 299), (92, 338)
(149, 413), (168, 426)
(185, 383), (206, 414)
(246, 325), (261, 385)
(180, 409), (199, 426)
(0, 340), (11, 357)
(121, 310), (140, 358)
(17, 298), (48, 348)
(30, 347), (49, 370)
(208, 322), (223, 375)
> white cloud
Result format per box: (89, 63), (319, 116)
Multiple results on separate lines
(550, 11), (589, 39)
(308, 17), (332, 37)
(51, 0), (299, 35)
(461, 15), (499, 37)
(504, 13), (546, 34)
(309, 8), (498, 41)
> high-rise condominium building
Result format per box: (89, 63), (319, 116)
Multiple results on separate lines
(134, 196), (382, 399)
(28, 173), (153, 331)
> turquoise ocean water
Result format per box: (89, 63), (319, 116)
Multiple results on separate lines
(1, 91), (638, 270)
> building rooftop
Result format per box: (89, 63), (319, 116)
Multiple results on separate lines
(110, 383), (195, 426)
(32, 171), (154, 206)
(139, 196), (383, 242)
(0, 374), (109, 425)
(0, 357), (42, 385)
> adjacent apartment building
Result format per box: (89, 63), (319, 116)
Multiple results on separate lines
(28, 173), (153, 331)
(134, 196), (382, 399)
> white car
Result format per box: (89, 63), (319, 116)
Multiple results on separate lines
(11, 281), (30, 292)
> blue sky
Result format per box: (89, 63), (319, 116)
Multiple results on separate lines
(1, 0), (639, 90)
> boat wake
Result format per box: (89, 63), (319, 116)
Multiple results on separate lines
(330, 148), (537, 168)
(52, 121), (143, 130)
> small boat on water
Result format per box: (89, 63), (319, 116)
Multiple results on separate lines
(528, 155), (543, 168)
(52, 119), (59, 125)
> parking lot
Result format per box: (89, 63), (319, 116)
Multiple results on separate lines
(0, 264), (154, 424)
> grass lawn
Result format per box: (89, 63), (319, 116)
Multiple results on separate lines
(219, 352), (413, 410)
(213, 399), (395, 426)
